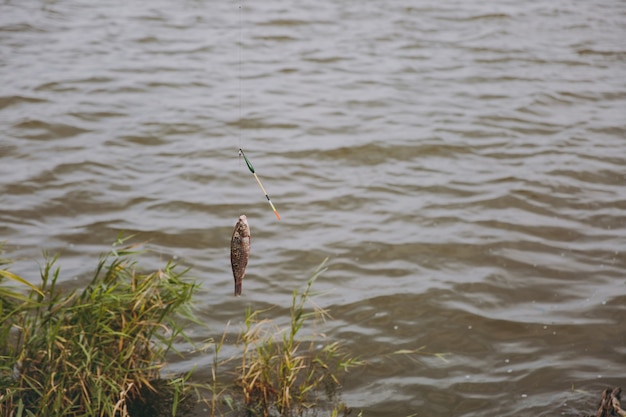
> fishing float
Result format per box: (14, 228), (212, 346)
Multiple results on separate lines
(238, 148), (281, 221)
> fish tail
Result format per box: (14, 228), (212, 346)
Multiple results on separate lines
(234, 280), (242, 296)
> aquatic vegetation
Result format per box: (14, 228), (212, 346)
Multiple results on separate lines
(0, 238), (198, 417)
(0, 242), (360, 417)
(234, 259), (362, 417)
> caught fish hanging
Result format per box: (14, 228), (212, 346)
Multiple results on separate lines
(239, 148), (281, 221)
(230, 214), (251, 296)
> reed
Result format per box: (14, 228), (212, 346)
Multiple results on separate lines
(235, 259), (362, 416)
(1, 243), (361, 417)
(0, 237), (198, 417)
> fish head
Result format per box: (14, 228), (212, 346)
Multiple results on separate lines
(236, 215), (250, 238)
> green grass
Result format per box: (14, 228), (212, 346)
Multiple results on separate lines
(0, 237), (198, 417)
(0, 241), (361, 417)
(234, 259), (362, 417)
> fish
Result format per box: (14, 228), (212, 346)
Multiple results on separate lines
(230, 214), (251, 296)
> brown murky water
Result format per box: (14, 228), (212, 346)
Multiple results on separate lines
(1, 0), (625, 415)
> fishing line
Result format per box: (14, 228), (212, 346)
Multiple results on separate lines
(238, 1), (243, 150)
(236, 1), (281, 221)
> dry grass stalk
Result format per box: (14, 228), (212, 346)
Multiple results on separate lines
(234, 259), (362, 416)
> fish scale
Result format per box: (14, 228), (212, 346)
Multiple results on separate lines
(230, 215), (250, 296)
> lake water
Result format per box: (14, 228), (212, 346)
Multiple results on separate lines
(1, 0), (625, 416)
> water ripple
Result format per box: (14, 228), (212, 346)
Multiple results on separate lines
(1, 0), (625, 415)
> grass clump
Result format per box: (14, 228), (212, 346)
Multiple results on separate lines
(1, 242), (362, 417)
(0, 238), (198, 417)
(235, 259), (362, 417)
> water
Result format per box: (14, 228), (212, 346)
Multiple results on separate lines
(1, 0), (625, 415)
